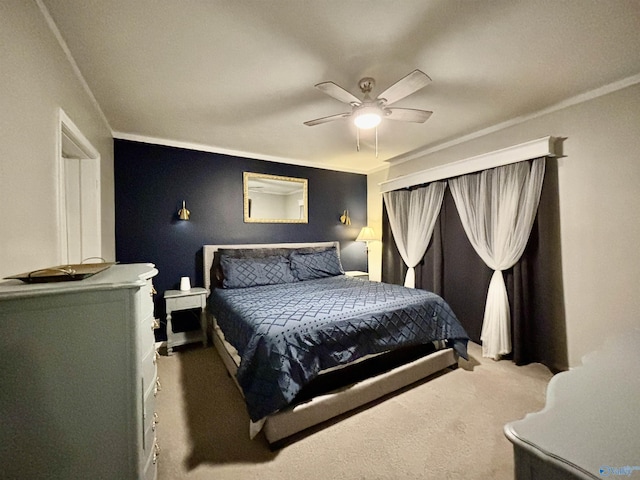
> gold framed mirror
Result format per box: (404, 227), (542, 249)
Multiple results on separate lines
(243, 172), (308, 223)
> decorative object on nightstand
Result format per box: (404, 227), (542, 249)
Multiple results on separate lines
(356, 226), (377, 253)
(164, 287), (208, 355)
(345, 270), (369, 280)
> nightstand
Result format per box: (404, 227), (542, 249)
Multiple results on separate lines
(164, 287), (208, 355)
(345, 270), (369, 280)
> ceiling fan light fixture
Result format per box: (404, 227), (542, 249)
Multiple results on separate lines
(305, 70), (432, 156)
(353, 106), (382, 129)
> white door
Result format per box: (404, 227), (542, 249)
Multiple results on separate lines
(63, 156), (101, 264)
(58, 109), (101, 265)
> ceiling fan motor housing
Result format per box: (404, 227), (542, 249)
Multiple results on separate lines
(358, 77), (375, 94)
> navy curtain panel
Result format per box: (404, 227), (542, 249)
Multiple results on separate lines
(382, 180), (566, 371)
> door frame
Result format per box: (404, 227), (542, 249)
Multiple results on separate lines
(57, 108), (101, 264)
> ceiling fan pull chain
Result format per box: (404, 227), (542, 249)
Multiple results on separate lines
(375, 126), (379, 158)
(356, 128), (360, 152)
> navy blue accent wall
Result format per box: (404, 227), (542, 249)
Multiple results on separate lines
(114, 140), (368, 336)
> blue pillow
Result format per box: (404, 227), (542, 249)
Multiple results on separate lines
(220, 255), (296, 289)
(289, 247), (344, 281)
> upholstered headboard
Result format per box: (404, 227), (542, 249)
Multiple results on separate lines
(202, 241), (340, 292)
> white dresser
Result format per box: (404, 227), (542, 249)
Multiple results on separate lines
(0, 263), (159, 480)
(504, 328), (640, 480)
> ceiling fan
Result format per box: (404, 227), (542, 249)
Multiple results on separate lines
(304, 69), (433, 156)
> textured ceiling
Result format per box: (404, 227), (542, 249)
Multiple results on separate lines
(41, 0), (640, 173)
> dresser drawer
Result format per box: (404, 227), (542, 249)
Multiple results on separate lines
(139, 313), (157, 353)
(143, 436), (159, 480)
(141, 346), (157, 390)
(139, 281), (155, 318)
(143, 369), (160, 405)
(143, 400), (157, 452)
(143, 382), (157, 451)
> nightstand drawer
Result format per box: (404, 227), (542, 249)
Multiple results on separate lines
(168, 294), (204, 311)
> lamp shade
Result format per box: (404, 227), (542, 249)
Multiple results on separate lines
(356, 226), (377, 242)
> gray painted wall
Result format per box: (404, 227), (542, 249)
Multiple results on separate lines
(370, 83), (640, 367)
(0, 1), (114, 279)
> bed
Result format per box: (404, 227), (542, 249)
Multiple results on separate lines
(203, 241), (469, 446)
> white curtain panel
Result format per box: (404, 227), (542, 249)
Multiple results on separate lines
(383, 181), (446, 288)
(449, 158), (545, 359)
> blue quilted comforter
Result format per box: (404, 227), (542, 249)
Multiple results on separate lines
(208, 275), (469, 421)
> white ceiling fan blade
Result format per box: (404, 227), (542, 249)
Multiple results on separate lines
(304, 112), (352, 126)
(315, 82), (362, 105)
(377, 70), (432, 105)
(385, 108), (433, 123)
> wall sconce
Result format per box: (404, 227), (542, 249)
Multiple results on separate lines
(178, 200), (190, 220)
(339, 210), (351, 225)
(356, 226), (377, 252)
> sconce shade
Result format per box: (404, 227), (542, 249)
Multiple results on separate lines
(339, 210), (351, 225)
(178, 200), (190, 220)
(356, 226), (376, 242)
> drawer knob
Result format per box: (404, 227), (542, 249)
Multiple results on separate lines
(152, 318), (160, 330)
(154, 377), (161, 396)
(153, 442), (160, 464)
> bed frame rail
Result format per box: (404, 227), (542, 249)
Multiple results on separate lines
(263, 347), (457, 445)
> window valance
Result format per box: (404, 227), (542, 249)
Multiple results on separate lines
(379, 136), (556, 193)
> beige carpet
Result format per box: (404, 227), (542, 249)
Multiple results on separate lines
(155, 342), (552, 480)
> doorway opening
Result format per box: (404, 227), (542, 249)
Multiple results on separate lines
(58, 109), (101, 264)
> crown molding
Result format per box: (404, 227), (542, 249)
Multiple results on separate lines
(112, 132), (371, 175)
(386, 72), (640, 168)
